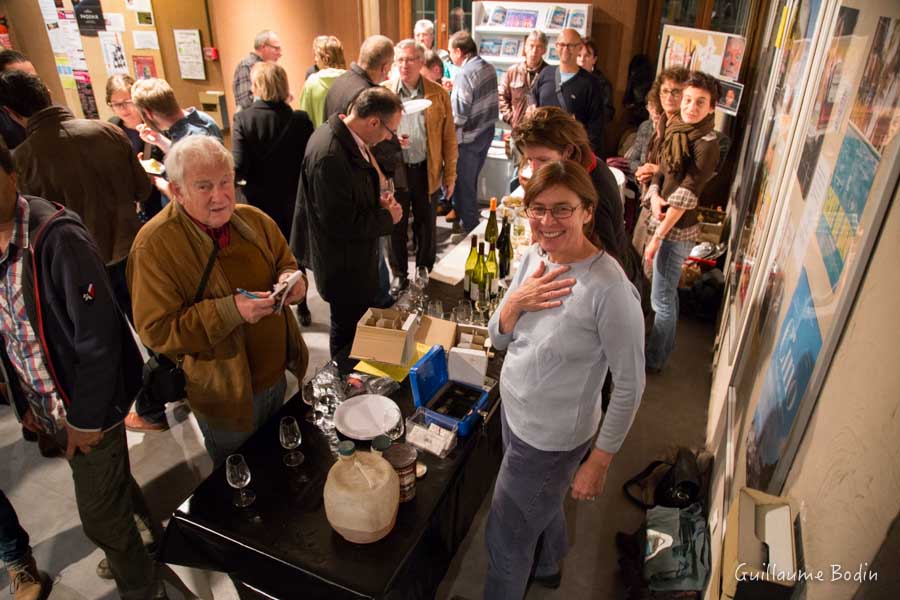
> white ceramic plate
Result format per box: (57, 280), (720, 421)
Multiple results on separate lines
(140, 158), (165, 175)
(333, 394), (402, 440)
(402, 98), (432, 115)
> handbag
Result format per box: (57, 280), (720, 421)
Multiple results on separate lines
(141, 244), (220, 403)
(623, 447), (702, 510)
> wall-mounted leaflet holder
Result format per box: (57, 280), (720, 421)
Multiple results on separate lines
(722, 488), (803, 600)
(199, 91), (228, 131)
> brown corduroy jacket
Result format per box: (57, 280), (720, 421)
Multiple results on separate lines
(13, 106), (150, 263)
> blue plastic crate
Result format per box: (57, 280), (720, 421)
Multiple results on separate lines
(409, 345), (490, 437)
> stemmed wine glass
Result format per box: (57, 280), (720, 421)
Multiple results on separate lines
(226, 454), (255, 508)
(279, 416), (304, 467)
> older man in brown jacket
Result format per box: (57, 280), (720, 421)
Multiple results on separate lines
(128, 136), (308, 465)
(383, 39), (458, 293)
(0, 70), (149, 263)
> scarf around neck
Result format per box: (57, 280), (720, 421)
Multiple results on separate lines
(662, 113), (715, 175)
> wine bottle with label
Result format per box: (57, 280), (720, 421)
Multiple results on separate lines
(463, 234), (478, 297)
(485, 197), (499, 244)
(486, 242), (499, 299)
(470, 242), (485, 302)
(497, 216), (511, 279)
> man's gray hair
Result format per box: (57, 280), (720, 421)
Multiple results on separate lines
(253, 30), (275, 50)
(526, 30), (548, 47)
(165, 136), (233, 187)
(414, 19), (434, 36)
(395, 39), (426, 60)
(358, 35), (395, 71)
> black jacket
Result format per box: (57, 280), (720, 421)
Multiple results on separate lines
(0, 196), (143, 431)
(589, 159), (627, 261)
(232, 100), (314, 240)
(291, 115), (394, 305)
(531, 66), (608, 155)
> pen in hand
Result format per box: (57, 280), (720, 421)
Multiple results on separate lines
(236, 288), (260, 299)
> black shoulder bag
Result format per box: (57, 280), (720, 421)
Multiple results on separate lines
(141, 244), (220, 403)
(623, 447), (702, 510)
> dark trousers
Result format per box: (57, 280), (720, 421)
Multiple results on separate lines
(0, 489), (30, 569)
(454, 127), (494, 233)
(329, 302), (370, 369)
(390, 162), (437, 276)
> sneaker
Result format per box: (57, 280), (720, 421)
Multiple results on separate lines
(8, 556), (51, 600)
(124, 412), (168, 432)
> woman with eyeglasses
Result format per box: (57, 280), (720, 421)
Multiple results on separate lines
(485, 160), (645, 597)
(105, 74), (162, 222)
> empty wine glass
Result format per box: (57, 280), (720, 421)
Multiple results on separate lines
(456, 299), (472, 322)
(427, 299), (443, 318)
(280, 416), (304, 467)
(472, 310), (487, 326)
(451, 307), (468, 324)
(383, 406), (404, 441)
(414, 266), (429, 288)
(226, 454), (255, 508)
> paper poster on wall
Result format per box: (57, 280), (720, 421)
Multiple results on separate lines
(55, 54), (76, 90)
(125, 0), (152, 11)
(73, 0), (105, 37)
(38, 0), (59, 25)
(0, 15), (11, 50)
(566, 9), (587, 33)
(46, 22), (66, 53)
(173, 29), (206, 80)
(133, 55), (157, 79)
(716, 79), (744, 116)
(746, 268), (823, 491)
(104, 12), (125, 33)
(545, 6), (568, 30)
(58, 10), (87, 70)
(133, 29), (159, 50)
(719, 35), (746, 79)
(136, 12), (154, 26)
(849, 16), (900, 155)
(658, 25), (746, 81)
(73, 70), (99, 119)
(98, 31), (128, 76)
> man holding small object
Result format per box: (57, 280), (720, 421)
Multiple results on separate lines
(128, 136), (308, 466)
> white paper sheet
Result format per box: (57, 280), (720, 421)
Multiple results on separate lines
(132, 29), (159, 50)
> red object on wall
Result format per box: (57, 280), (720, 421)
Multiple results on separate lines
(203, 46), (218, 60)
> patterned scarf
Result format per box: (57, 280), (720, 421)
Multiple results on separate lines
(661, 113), (715, 176)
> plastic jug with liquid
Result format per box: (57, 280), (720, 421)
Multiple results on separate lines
(323, 440), (400, 543)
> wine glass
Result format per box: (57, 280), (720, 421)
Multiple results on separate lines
(383, 405), (405, 441)
(414, 266), (429, 289)
(427, 299), (443, 318)
(226, 454), (255, 508)
(456, 299), (472, 322)
(279, 416), (304, 467)
(380, 178), (395, 203)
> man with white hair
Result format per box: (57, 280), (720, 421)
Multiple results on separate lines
(325, 34), (396, 119)
(128, 136), (309, 466)
(232, 29), (283, 111)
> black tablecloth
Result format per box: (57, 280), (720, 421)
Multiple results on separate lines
(160, 281), (504, 599)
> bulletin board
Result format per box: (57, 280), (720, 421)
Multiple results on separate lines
(37, 0), (166, 120)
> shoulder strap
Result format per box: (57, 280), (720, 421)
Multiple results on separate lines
(192, 243), (220, 304)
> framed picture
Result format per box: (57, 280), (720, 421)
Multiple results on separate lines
(716, 79), (744, 116)
(489, 6), (507, 26)
(504, 9), (538, 29)
(501, 38), (520, 57)
(566, 9), (587, 31)
(479, 38), (503, 57)
(546, 6), (567, 30)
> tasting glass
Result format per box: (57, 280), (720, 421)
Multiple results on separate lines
(226, 454), (255, 508)
(279, 416), (304, 467)
(426, 299), (444, 318)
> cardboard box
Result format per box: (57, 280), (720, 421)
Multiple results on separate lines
(349, 308), (419, 366)
(449, 324), (491, 386)
(721, 488), (797, 600)
(414, 315), (458, 352)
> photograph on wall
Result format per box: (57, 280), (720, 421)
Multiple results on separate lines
(173, 28), (206, 80)
(719, 35), (746, 79)
(479, 37), (503, 57)
(73, 69), (99, 119)
(136, 11), (154, 26)
(489, 6), (507, 26)
(98, 31), (128, 76)
(0, 15), (11, 50)
(504, 9), (538, 29)
(746, 268), (823, 491)
(796, 6), (860, 199)
(717, 79), (744, 116)
(133, 55), (157, 79)
(657, 26), (742, 78)
(816, 126), (880, 290)
(73, 0), (105, 37)
(566, 9), (587, 32)
(546, 6), (568, 30)
(849, 16), (900, 155)
(501, 38), (520, 57)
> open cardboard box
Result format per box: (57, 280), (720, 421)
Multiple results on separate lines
(722, 488), (797, 600)
(449, 324), (491, 387)
(350, 308), (419, 366)
(414, 315), (458, 351)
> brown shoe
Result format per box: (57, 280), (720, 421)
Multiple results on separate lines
(125, 412), (168, 432)
(8, 556), (51, 600)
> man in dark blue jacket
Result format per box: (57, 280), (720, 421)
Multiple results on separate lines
(0, 141), (162, 598)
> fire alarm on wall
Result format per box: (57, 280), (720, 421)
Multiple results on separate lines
(203, 47), (219, 61)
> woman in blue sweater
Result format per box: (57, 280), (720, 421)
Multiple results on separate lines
(485, 160), (646, 598)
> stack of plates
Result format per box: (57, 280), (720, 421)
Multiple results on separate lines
(333, 394), (402, 440)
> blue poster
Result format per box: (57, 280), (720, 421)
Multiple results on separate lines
(816, 128), (879, 289)
(747, 268), (823, 490)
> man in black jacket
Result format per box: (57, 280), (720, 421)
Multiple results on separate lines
(530, 29), (607, 156)
(0, 141), (162, 598)
(324, 35), (394, 119)
(292, 88), (403, 366)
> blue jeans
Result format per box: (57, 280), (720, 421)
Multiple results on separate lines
(195, 376), (287, 467)
(646, 238), (693, 371)
(454, 127), (494, 233)
(484, 409), (592, 599)
(0, 490), (30, 570)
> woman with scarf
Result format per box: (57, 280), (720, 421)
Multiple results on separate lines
(643, 71), (720, 373)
